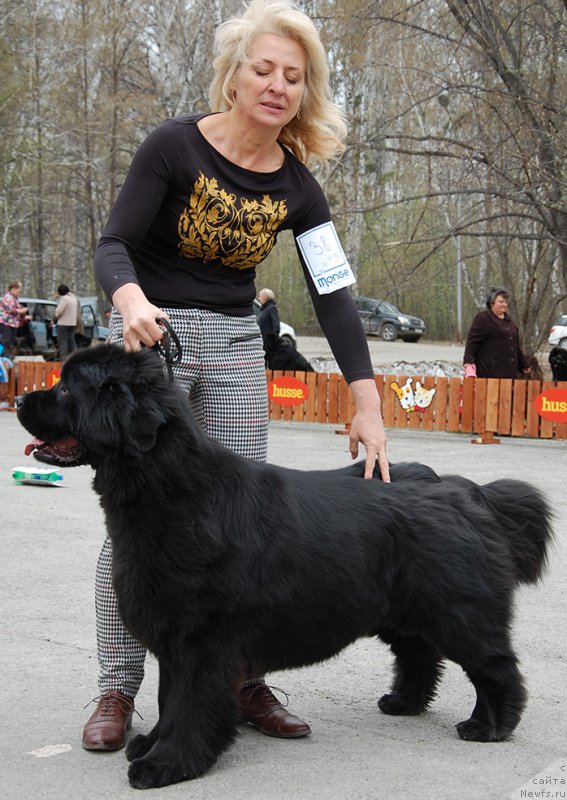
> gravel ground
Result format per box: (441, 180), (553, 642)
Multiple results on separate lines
(299, 337), (466, 378)
(297, 336), (552, 379)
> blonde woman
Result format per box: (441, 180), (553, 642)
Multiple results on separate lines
(85, 0), (389, 752)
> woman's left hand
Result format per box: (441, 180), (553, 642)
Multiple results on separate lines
(348, 379), (390, 482)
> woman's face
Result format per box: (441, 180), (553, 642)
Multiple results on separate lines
(491, 294), (508, 317)
(232, 33), (306, 131)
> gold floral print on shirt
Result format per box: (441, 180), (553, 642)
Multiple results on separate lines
(178, 172), (288, 269)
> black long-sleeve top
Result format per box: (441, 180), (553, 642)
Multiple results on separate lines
(94, 113), (373, 384)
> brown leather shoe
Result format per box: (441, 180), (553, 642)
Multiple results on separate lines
(82, 691), (135, 751)
(240, 682), (311, 739)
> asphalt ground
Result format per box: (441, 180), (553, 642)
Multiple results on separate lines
(1, 406), (566, 800)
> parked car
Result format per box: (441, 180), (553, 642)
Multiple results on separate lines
(353, 296), (426, 342)
(17, 296), (109, 359)
(252, 298), (296, 347)
(548, 314), (567, 349)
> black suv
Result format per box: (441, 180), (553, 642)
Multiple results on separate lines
(353, 296), (426, 342)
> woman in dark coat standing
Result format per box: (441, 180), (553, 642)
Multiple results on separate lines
(463, 287), (531, 379)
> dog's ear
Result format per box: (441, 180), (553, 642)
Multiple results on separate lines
(74, 382), (136, 452)
(122, 385), (169, 453)
(68, 349), (169, 455)
(81, 381), (169, 454)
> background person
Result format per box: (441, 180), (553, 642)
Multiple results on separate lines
(53, 284), (79, 359)
(0, 280), (28, 358)
(16, 312), (36, 353)
(0, 341), (13, 407)
(463, 287), (530, 379)
(258, 286), (314, 370)
(84, 0), (390, 754)
(257, 287), (280, 337)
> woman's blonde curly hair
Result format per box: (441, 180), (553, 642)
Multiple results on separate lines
(209, 0), (347, 167)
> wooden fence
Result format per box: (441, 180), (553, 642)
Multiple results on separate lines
(2, 360), (567, 440)
(3, 360), (64, 404)
(266, 369), (567, 440)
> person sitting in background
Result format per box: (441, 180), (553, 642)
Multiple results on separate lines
(16, 311), (36, 353)
(0, 342), (13, 408)
(463, 287), (530, 379)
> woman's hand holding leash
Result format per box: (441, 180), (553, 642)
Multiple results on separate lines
(111, 284), (170, 352)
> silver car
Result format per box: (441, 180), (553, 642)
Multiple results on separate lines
(548, 314), (567, 349)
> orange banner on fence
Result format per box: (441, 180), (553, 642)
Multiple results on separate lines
(268, 376), (309, 406)
(534, 388), (567, 422)
(48, 369), (61, 386)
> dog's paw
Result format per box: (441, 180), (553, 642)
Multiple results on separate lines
(378, 692), (423, 716)
(126, 733), (155, 762)
(128, 757), (188, 789)
(456, 718), (503, 742)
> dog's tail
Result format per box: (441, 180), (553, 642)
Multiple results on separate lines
(479, 479), (554, 585)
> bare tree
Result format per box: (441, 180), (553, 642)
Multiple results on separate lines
(329, 0), (567, 346)
(1, 0), (565, 350)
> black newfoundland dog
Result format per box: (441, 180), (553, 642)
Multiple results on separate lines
(17, 345), (552, 790)
(262, 332), (314, 371)
(549, 346), (567, 382)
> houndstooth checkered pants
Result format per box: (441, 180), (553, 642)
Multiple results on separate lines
(96, 308), (268, 697)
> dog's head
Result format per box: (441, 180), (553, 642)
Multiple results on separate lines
(17, 344), (172, 467)
(262, 333), (284, 356)
(549, 347), (567, 376)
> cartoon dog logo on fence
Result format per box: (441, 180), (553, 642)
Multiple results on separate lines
(414, 380), (436, 411)
(391, 378), (416, 411)
(391, 378), (435, 413)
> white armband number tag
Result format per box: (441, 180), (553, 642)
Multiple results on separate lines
(296, 222), (355, 295)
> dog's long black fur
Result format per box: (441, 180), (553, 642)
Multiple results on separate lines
(262, 332), (314, 371)
(17, 345), (553, 789)
(549, 347), (567, 382)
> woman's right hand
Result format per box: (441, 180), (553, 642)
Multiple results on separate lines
(111, 284), (170, 352)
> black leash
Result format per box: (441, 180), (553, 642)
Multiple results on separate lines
(153, 318), (182, 382)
